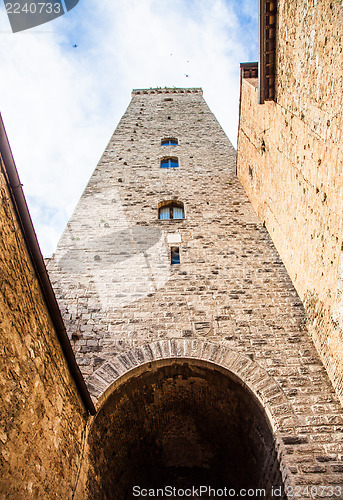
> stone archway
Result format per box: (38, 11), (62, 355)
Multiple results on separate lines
(78, 341), (296, 499)
(87, 340), (296, 433)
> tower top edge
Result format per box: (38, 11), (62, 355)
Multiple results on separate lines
(131, 87), (203, 96)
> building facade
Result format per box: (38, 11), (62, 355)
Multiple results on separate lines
(0, 116), (93, 498)
(237, 0), (343, 408)
(1, 1), (343, 497)
(45, 87), (342, 498)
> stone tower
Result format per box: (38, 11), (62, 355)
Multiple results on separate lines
(48, 88), (343, 499)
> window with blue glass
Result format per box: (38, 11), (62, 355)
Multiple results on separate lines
(160, 157), (179, 168)
(158, 201), (184, 220)
(161, 137), (178, 146)
(171, 247), (180, 265)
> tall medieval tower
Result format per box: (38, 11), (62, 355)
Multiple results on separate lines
(47, 88), (343, 499)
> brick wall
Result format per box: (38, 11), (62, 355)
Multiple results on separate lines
(0, 164), (87, 498)
(48, 88), (343, 495)
(237, 0), (343, 404)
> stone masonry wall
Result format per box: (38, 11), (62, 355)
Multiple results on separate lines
(48, 88), (343, 496)
(0, 163), (87, 498)
(237, 0), (343, 404)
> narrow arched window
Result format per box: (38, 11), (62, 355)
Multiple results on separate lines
(161, 137), (178, 146)
(158, 201), (184, 220)
(160, 157), (179, 168)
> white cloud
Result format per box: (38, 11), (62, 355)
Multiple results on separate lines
(0, 0), (257, 255)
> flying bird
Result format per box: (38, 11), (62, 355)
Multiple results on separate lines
(73, 44), (78, 48)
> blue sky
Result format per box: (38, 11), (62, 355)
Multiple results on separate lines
(0, 0), (258, 255)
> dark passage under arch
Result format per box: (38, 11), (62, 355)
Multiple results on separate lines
(86, 361), (286, 499)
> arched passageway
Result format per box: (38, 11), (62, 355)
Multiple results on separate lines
(86, 359), (286, 499)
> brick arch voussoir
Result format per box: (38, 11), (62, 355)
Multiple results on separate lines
(86, 339), (297, 433)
